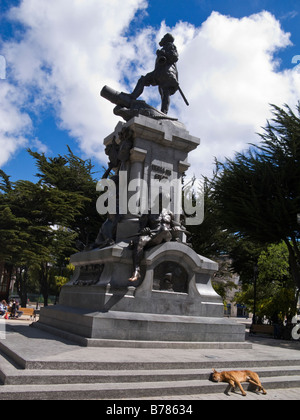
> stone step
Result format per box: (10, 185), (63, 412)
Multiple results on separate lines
(1, 344), (300, 399)
(0, 339), (300, 371)
(1, 322), (299, 399)
(0, 376), (300, 400)
(11, 358), (300, 371)
(34, 319), (252, 349)
(1, 337), (300, 371)
(1, 365), (300, 386)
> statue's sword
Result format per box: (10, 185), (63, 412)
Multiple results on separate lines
(178, 85), (189, 107)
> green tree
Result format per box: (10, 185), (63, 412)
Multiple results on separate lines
(189, 175), (236, 259)
(0, 173), (29, 264)
(1, 144), (106, 305)
(28, 147), (103, 246)
(1, 178), (82, 306)
(0, 147), (104, 306)
(235, 242), (298, 323)
(213, 103), (300, 290)
(258, 242), (290, 283)
(53, 259), (75, 300)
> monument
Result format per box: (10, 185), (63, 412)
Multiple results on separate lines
(37, 34), (245, 345)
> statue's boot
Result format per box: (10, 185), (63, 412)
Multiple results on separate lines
(130, 76), (146, 99)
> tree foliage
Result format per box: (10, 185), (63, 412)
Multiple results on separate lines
(212, 103), (300, 290)
(189, 175), (236, 259)
(28, 147), (102, 245)
(0, 148), (103, 306)
(235, 242), (298, 323)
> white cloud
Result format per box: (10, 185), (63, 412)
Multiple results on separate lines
(0, 81), (31, 166)
(1, 4), (300, 181)
(125, 12), (300, 178)
(31, 138), (50, 154)
(170, 11), (299, 178)
(1, 0), (148, 166)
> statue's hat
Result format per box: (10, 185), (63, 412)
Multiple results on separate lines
(159, 33), (175, 46)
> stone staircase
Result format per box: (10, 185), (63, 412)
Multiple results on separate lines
(0, 350), (300, 400)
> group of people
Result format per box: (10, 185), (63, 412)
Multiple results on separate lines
(0, 299), (23, 319)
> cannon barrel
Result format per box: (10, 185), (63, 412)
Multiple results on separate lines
(101, 85), (132, 108)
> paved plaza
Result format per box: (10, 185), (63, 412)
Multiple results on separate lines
(0, 318), (299, 400)
(138, 387), (300, 400)
(197, 387), (300, 400)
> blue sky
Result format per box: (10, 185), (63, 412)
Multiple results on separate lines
(0, 0), (300, 182)
(142, 0), (300, 69)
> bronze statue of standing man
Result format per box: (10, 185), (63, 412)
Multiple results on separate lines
(130, 33), (186, 115)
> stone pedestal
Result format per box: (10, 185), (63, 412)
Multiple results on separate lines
(101, 116), (200, 241)
(39, 242), (245, 343)
(38, 116), (245, 345)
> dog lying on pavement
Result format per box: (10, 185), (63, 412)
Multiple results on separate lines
(210, 369), (267, 397)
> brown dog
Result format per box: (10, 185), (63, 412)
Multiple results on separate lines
(211, 369), (267, 396)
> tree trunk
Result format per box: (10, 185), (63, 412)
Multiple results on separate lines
(284, 238), (300, 290)
(40, 263), (49, 307)
(16, 266), (28, 307)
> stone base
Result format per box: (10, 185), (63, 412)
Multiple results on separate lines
(36, 116), (247, 346)
(38, 305), (245, 345)
(37, 241), (246, 344)
(59, 241), (225, 318)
